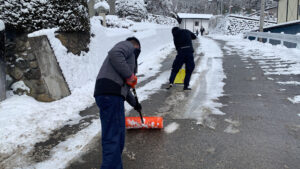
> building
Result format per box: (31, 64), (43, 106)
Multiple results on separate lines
(177, 13), (213, 34)
(277, 0), (300, 23)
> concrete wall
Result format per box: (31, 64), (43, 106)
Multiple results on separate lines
(278, 0), (300, 23)
(29, 36), (70, 100)
(278, 0), (287, 23)
(287, 0), (298, 21)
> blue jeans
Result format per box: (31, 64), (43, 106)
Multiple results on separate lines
(95, 95), (125, 169)
(169, 50), (195, 88)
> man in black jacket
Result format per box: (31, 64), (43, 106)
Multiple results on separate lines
(168, 27), (197, 90)
(94, 37), (142, 169)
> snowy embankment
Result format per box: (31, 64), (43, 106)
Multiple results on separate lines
(0, 16), (173, 168)
(210, 34), (300, 106)
(186, 36), (226, 124)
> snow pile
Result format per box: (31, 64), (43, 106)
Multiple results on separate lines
(210, 15), (275, 35)
(116, 0), (147, 22)
(164, 122), (179, 134)
(186, 36), (226, 123)
(11, 80), (30, 93)
(0, 19), (4, 31)
(288, 96), (300, 104)
(0, 16), (173, 168)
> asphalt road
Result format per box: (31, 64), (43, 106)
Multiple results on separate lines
(67, 39), (300, 169)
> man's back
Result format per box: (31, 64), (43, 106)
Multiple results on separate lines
(172, 28), (196, 52)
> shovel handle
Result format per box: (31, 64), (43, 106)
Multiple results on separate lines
(132, 88), (144, 124)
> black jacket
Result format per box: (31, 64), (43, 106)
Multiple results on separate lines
(172, 28), (197, 52)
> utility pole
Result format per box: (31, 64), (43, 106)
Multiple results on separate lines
(259, 0), (266, 41)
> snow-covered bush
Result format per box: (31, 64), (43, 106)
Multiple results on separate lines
(106, 15), (135, 28)
(0, 0), (90, 32)
(116, 0), (147, 22)
(147, 14), (177, 26)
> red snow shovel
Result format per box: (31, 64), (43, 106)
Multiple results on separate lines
(125, 88), (163, 129)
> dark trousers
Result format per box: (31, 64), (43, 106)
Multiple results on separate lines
(169, 50), (195, 88)
(95, 95), (125, 169)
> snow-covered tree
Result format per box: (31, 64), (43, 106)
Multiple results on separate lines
(115, 0), (147, 22)
(0, 0), (90, 32)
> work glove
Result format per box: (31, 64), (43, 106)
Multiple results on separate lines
(134, 102), (142, 112)
(126, 74), (137, 88)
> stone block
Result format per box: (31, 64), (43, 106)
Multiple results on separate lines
(24, 68), (41, 80)
(15, 58), (29, 70)
(29, 61), (38, 69)
(10, 67), (23, 80)
(37, 94), (54, 102)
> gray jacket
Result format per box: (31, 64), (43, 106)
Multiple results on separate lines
(94, 40), (137, 107)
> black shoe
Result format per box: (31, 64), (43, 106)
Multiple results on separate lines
(166, 84), (173, 89)
(183, 87), (192, 90)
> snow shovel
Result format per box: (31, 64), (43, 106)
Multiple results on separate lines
(125, 88), (163, 129)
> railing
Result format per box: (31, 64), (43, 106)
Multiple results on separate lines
(244, 31), (300, 49)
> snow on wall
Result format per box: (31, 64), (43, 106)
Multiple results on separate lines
(210, 15), (275, 35)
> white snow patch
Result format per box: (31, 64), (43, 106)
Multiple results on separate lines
(277, 81), (300, 85)
(287, 95), (300, 104)
(224, 125), (240, 134)
(11, 81), (30, 93)
(186, 37), (226, 122)
(29, 120), (100, 169)
(0, 20), (5, 31)
(164, 122), (179, 134)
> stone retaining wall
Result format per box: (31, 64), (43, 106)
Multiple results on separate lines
(5, 32), (71, 102)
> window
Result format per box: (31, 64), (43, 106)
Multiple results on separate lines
(195, 21), (199, 26)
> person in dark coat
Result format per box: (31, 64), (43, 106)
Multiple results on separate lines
(94, 37), (142, 169)
(200, 26), (205, 36)
(168, 27), (197, 90)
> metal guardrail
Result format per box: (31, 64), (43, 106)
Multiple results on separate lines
(244, 32), (300, 49)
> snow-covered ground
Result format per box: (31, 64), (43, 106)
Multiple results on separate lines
(0, 16), (174, 168)
(210, 34), (300, 107)
(186, 36), (226, 124)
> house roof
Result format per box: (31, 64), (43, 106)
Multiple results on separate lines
(177, 13), (213, 19)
